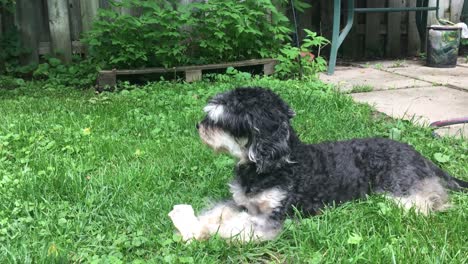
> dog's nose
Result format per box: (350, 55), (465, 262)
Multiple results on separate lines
(196, 123), (200, 130)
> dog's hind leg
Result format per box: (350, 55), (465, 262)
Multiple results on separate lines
(388, 177), (450, 215)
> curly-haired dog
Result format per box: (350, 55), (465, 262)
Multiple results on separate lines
(169, 87), (468, 242)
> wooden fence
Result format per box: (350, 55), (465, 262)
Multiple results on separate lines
(0, 0), (465, 66)
(1, 0), (127, 65)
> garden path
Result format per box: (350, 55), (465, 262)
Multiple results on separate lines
(319, 57), (468, 138)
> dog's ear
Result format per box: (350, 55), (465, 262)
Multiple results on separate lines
(247, 113), (292, 174)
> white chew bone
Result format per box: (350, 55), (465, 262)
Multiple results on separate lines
(168, 204), (203, 241)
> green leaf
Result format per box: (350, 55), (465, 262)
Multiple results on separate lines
(389, 128), (401, 140)
(48, 57), (62, 67)
(347, 233), (363, 245)
(434, 153), (450, 163)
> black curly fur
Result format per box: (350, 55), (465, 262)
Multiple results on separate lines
(197, 87), (467, 239)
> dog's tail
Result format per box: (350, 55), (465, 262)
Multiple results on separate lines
(431, 162), (468, 191)
(449, 177), (468, 190)
(434, 165), (468, 191)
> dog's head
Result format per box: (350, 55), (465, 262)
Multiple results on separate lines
(197, 87), (296, 173)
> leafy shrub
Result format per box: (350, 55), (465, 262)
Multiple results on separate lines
(85, 0), (291, 69)
(33, 56), (101, 89)
(186, 0), (291, 64)
(274, 29), (329, 79)
(0, 75), (25, 90)
(0, 24), (35, 76)
(85, 1), (191, 68)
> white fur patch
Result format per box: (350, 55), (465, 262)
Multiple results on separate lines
(198, 126), (247, 161)
(198, 203), (281, 242)
(229, 182), (287, 215)
(203, 104), (225, 122)
(168, 204), (203, 241)
(389, 177), (449, 215)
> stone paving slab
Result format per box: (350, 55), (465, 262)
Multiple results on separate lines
(354, 59), (468, 91)
(351, 86), (468, 138)
(319, 66), (432, 92)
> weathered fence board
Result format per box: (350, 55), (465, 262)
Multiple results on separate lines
(80, 0), (99, 33)
(47, 0), (72, 63)
(365, 0), (386, 57)
(38, 0), (50, 42)
(0, 12), (2, 41)
(387, 0), (404, 57)
(16, 0), (40, 65)
(407, 0), (421, 56)
(69, 0), (83, 41)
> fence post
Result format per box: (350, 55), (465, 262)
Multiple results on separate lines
(16, 0), (40, 66)
(80, 0), (99, 33)
(47, 0), (73, 63)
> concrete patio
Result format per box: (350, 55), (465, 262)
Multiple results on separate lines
(319, 57), (468, 138)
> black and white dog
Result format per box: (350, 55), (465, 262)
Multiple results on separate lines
(170, 87), (467, 242)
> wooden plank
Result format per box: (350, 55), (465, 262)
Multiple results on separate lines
(98, 59), (277, 88)
(16, 0), (40, 65)
(80, 0), (99, 33)
(2, 5), (16, 32)
(0, 11), (2, 40)
(263, 61), (277, 75)
(387, 0), (405, 57)
(365, 0), (385, 57)
(319, 0), (334, 56)
(47, 0), (73, 63)
(97, 69), (116, 89)
(112, 59), (278, 75)
(185, 70), (202, 82)
(407, 0), (421, 56)
(354, 0), (366, 58)
(69, 0), (83, 41)
(450, 0), (464, 22)
(14, 3), (19, 27)
(99, 0), (111, 9)
(0, 11), (3, 73)
(38, 0), (50, 42)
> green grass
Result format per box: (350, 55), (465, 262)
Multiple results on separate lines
(0, 78), (467, 263)
(347, 85), (374, 94)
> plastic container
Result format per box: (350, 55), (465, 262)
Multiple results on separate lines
(426, 25), (462, 68)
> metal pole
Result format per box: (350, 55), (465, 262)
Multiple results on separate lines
(327, 0), (341, 75)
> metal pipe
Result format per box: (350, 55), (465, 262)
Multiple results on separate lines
(354, 7), (438, 13)
(338, 0), (355, 47)
(327, 0), (342, 75)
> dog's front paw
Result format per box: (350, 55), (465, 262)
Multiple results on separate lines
(168, 204), (203, 242)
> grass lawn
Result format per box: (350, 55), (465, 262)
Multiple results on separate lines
(0, 78), (467, 263)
